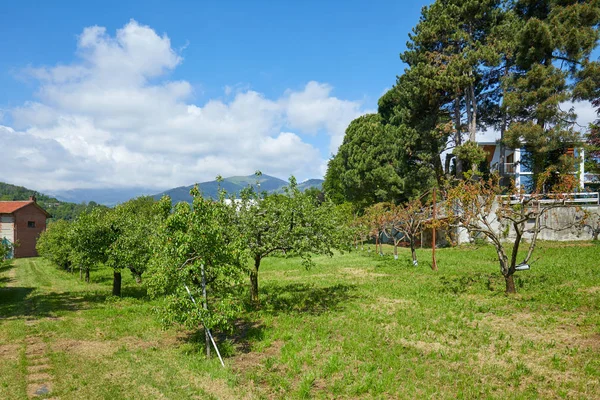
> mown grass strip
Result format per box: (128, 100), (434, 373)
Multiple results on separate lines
(0, 242), (598, 399)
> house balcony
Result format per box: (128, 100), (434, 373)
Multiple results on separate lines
(492, 163), (516, 174)
(504, 163), (516, 174)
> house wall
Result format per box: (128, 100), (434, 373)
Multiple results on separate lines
(482, 144), (585, 190)
(13, 204), (47, 258)
(0, 214), (15, 244)
(1, 214), (15, 258)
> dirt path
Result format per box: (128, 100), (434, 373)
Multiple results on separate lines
(24, 335), (54, 398)
(4, 264), (57, 399)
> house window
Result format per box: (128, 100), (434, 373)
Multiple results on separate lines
(520, 149), (532, 173)
(506, 153), (515, 174)
(28, 221), (36, 228)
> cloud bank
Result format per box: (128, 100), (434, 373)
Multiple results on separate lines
(2, 20), (368, 191)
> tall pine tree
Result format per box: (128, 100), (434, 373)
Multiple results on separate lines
(504, 0), (600, 189)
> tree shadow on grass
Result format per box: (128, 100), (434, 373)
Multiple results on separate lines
(220, 319), (266, 356)
(0, 286), (35, 318)
(84, 271), (148, 299)
(0, 262), (15, 286)
(119, 285), (148, 299)
(0, 288), (109, 320)
(0, 263), (148, 321)
(181, 319), (267, 358)
(254, 282), (359, 315)
(0, 262), (14, 275)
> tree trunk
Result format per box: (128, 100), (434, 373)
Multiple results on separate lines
(504, 274), (516, 294)
(393, 241), (398, 260)
(445, 153), (454, 177)
(85, 268), (90, 283)
(432, 147), (444, 185)
(250, 256), (261, 303)
(431, 188), (438, 271)
(410, 240), (418, 266)
(454, 96), (463, 178)
(468, 83), (477, 143)
(128, 267), (143, 284)
(129, 267), (143, 284)
(467, 84), (478, 173)
(201, 263), (211, 358)
(80, 266), (83, 280)
(204, 325), (211, 358)
(499, 64), (508, 185)
(112, 270), (121, 297)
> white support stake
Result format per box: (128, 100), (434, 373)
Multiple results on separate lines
(184, 284), (225, 367)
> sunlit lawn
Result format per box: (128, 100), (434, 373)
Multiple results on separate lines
(1, 242), (599, 399)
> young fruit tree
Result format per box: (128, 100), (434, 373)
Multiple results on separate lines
(349, 213), (369, 251)
(146, 190), (245, 357)
(446, 174), (584, 294)
(388, 199), (430, 266)
(380, 205), (399, 259)
(236, 176), (346, 303)
(105, 196), (166, 296)
(363, 202), (389, 256)
(67, 207), (113, 283)
(36, 219), (73, 271)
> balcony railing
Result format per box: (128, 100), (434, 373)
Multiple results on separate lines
(585, 174), (599, 184)
(500, 192), (599, 205)
(504, 163), (516, 174)
(491, 162), (516, 174)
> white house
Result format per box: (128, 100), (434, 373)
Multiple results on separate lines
(479, 142), (586, 190)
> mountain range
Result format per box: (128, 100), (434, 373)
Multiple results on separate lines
(40, 174), (324, 206)
(152, 175), (324, 204)
(47, 187), (156, 207)
(0, 182), (102, 220)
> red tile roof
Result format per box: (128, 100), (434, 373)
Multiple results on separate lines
(0, 200), (34, 214)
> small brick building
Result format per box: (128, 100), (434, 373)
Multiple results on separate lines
(0, 196), (50, 258)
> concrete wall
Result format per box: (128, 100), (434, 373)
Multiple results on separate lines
(456, 203), (600, 244)
(13, 204), (47, 258)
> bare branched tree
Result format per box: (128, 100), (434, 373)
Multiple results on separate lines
(446, 175), (585, 293)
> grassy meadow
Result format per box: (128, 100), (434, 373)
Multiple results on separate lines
(1, 242), (599, 399)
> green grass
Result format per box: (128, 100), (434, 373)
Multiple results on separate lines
(1, 242), (599, 399)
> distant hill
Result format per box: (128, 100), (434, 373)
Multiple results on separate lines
(49, 187), (155, 207)
(153, 174), (324, 203)
(296, 179), (323, 192)
(0, 182), (101, 221)
(1, 174), (324, 213)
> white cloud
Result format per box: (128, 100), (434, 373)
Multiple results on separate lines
(284, 81), (369, 153)
(476, 101), (597, 143)
(3, 20), (369, 192)
(562, 101), (597, 131)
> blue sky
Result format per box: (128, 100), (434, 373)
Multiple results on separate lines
(1, 1), (596, 192)
(1, 1), (427, 105)
(0, 1), (431, 191)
